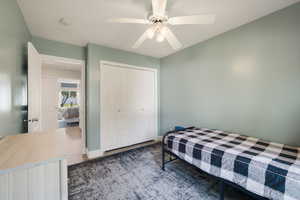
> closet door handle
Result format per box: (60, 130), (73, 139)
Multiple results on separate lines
(24, 118), (39, 123)
(31, 118), (39, 122)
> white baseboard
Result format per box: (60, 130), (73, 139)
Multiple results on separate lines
(87, 149), (104, 159)
(156, 136), (163, 142)
(87, 137), (162, 159)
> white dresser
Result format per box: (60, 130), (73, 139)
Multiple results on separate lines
(0, 130), (70, 200)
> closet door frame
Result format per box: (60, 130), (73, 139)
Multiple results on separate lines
(99, 60), (158, 151)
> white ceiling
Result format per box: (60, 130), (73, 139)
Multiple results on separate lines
(17, 0), (300, 58)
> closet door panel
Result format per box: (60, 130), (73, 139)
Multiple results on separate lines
(117, 67), (131, 148)
(124, 68), (156, 144)
(123, 68), (140, 145)
(101, 64), (122, 150)
(136, 70), (156, 141)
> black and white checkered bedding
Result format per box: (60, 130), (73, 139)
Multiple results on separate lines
(164, 127), (300, 200)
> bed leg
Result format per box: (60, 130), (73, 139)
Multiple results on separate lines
(219, 180), (224, 200)
(162, 143), (165, 171)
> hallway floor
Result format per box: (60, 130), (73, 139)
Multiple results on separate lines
(61, 127), (86, 166)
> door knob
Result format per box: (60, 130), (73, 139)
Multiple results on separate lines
(31, 118), (39, 122)
(24, 118), (39, 123)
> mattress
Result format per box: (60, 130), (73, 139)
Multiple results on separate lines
(164, 127), (300, 200)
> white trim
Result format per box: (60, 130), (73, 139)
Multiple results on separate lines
(80, 60), (86, 154)
(41, 54), (86, 154)
(57, 79), (80, 84)
(156, 136), (163, 142)
(59, 159), (68, 200)
(87, 149), (104, 159)
(41, 54), (85, 65)
(99, 60), (159, 152)
(100, 60), (157, 73)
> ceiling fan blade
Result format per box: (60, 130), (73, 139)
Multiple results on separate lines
(152, 0), (167, 17)
(168, 15), (216, 25)
(132, 28), (152, 49)
(107, 18), (149, 24)
(162, 26), (182, 50)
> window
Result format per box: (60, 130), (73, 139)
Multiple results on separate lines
(58, 81), (80, 108)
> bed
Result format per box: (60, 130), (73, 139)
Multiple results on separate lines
(162, 127), (300, 200)
(61, 107), (80, 125)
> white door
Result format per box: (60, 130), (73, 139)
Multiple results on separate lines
(41, 77), (59, 130)
(28, 42), (42, 133)
(100, 63), (157, 151)
(100, 64), (123, 151)
(121, 67), (156, 146)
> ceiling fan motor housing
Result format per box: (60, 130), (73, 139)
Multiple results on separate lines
(147, 12), (168, 24)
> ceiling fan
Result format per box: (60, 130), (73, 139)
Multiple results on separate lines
(107, 0), (216, 50)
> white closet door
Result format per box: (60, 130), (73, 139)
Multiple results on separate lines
(124, 67), (156, 145)
(100, 63), (157, 151)
(101, 64), (121, 150)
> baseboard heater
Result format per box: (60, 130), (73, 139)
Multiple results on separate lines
(105, 140), (156, 154)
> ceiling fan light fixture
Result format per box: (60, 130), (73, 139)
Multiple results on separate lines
(146, 27), (156, 39)
(156, 32), (164, 42)
(160, 26), (167, 35)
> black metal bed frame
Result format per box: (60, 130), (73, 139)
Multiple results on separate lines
(161, 130), (269, 200)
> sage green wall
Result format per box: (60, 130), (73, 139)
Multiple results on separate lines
(86, 43), (160, 151)
(31, 36), (85, 60)
(160, 3), (300, 146)
(27, 37), (160, 151)
(0, 0), (31, 136)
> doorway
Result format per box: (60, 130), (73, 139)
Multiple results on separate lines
(40, 54), (86, 154)
(41, 56), (84, 130)
(27, 43), (86, 164)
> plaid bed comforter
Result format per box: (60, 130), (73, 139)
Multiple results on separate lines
(164, 127), (300, 200)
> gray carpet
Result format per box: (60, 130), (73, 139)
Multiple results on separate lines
(68, 144), (254, 200)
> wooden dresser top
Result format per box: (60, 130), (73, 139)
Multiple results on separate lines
(0, 128), (77, 172)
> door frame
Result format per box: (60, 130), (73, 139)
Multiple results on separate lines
(99, 60), (158, 152)
(41, 54), (86, 154)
